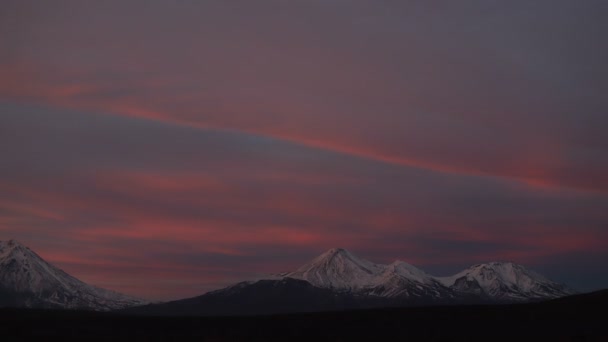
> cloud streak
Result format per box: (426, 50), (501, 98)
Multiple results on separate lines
(2, 61), (607, 193)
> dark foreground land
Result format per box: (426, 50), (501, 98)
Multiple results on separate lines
(1, 290), (606, 341)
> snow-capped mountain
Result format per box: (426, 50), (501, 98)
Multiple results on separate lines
(0, 240), (147, 311)
(124, 247), (577, 316)
(283, 248), (385, 290)
(437, 262), (573, 301)
(283, 248), (454, 301)
(365, 261), (455, 300)
(281, 248), (573, 302)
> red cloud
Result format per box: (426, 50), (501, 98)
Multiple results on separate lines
(2, 61), (607, 194)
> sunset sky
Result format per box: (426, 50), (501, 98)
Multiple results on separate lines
(1, 1), (607, 300)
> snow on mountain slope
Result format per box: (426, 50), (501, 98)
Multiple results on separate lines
(437, 262), (574, 300)
(123, 249), (580, 316)
(283, 248), (385, 290)
(386, 261), (433, 284)
(281, 248), (573, 302)
(366, 261), (454, 299)
(284, 249), (452, 300)
(0, 240), (148, 311)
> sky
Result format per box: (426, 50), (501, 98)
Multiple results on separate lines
(1, 0), (607, 301)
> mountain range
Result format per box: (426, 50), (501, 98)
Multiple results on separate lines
(0, 240), (574, 314)
(127, 247), (574, 315)
(282, 248), (573, 301)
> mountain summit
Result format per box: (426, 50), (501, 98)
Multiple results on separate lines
(0, 240), (147, 311)
(284, 248), (385, 290)
(284, 248), (573, 301)
(438, 261), (572, 300)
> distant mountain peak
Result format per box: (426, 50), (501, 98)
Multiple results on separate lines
(384, 260), (432, 282)
(0, 239), (147, 311)
(1, 239), (26, 251)
(465, 261), (544, 279)
(285, 248), (385, 290)
(472, 261), (516, 268)
(318, 247), (352, 258)
(438, 261), (573, 300)
(306, 248), (374, 271)
(0, 239), (35, 261)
